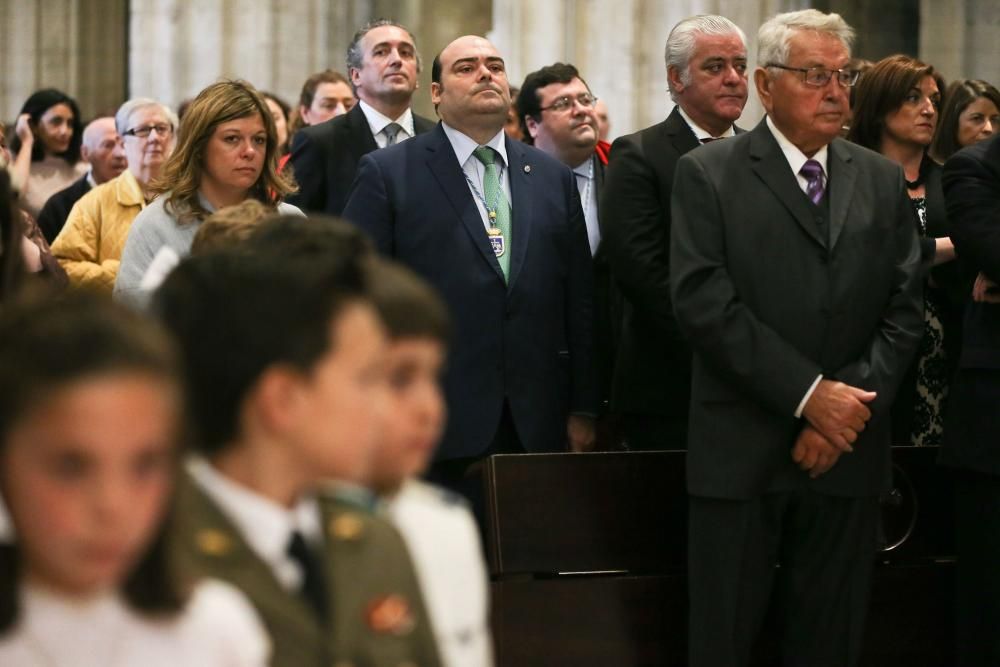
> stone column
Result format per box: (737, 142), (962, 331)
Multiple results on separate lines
(1, 0), (127, 123)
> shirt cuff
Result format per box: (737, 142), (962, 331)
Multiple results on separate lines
(794, 374), (823, 418)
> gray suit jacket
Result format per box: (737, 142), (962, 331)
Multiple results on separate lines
(670, 118), (924, 499)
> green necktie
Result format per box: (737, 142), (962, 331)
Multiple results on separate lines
(472, 145), (512, 280)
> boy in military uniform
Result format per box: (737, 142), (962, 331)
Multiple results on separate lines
(366, 260), (495, 667)
(156, 216), (442, 667)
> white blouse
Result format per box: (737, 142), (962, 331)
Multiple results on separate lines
(0, 579), (270, 666)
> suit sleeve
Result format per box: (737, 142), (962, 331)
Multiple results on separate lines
(285, 128), (328, 214)
(833, 178), (924, 407)
(37, 195), (68, 244)
(50, 195), (118, 292)
(600, 136), (679, 338)
(341, 154), (394, 254)
(565, 171), (599, 414)
(670, 152), (821, 417)
(944, 146), (1000, 281)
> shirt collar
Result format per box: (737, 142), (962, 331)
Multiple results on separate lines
(186, 457), (321, 563)
(677, 105), (736, 141)
(572, 156), (594, 178)
(765, 115), (829, 177)
(358, 99), (415, 137)
(85, 168), (97, 189)
(441, 122), (508, 168)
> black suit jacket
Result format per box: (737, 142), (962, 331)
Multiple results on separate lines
(343, 124), (597, 461)
(37, 173), (90, 243)
(940, 133), (1000, 473)
(286, 104), (436, 216)
(670, 119), (924, 499)
(600, 107), (702, 422)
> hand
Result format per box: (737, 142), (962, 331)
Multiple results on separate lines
(972, 272), (1000, 304)
(567, 415), (596, 453)
(791, 424), (844, 478)
(802, 379), (876, 452)
(14, 114), (33, 144)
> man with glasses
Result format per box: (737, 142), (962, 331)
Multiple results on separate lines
(50, 98), (177, 291)
(671, 10), (922, 665)
(343, 36), (598, 523)
(517, 63), (614, 442)
(37, 117), (126, 243)
(601, 14), (749, 454)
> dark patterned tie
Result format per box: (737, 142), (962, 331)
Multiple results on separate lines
(800, 159), (826, 205)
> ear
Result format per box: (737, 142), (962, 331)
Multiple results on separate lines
(298, 105), (311, 125)
(430, 81), (442, 107)
(247, 365), (303, 438)
(350, 67), (362, 88)
(667, 65), (686, 96)
(525, 115), (541, 140)
(80, 145), (92, 161)
(754, 67), (774, 115)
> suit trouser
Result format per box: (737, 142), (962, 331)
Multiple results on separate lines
(954, 469), (1000, 667)
(688, 490), (880, 667)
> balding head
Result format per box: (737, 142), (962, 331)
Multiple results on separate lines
(81, 117), (126, 184)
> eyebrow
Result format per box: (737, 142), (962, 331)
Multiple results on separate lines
(371, 40), (415, 51)
(452, 56), (505, 68)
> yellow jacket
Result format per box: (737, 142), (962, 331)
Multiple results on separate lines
(51, 170), (146, 292)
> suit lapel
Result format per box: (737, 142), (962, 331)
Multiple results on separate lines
(748, 120), (826, 248)
(345, 105), (379, 161)
(827, 138), (856, 250)
(505, 137), (534, 290)
(664, 107), (701, 156)
(424, 125), (506, 283)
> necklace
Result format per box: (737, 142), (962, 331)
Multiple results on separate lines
(905, 155), (929, 190)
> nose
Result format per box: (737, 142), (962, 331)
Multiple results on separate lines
(983, 119), (994, 135)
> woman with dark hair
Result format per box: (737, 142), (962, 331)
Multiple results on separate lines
(848, 54), (957, 447)
(260, 92), (291, 156)
(288, 70), (355, 141)
(931, 79), (1000, 163)
(9, 88), (87, 219)
(0, 290), (269, 665)
(113, 79), (302, 308)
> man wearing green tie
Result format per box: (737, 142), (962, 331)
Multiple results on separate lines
(343, 35), (598, 523)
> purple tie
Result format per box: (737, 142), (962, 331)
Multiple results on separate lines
(800, 159), (826, 205)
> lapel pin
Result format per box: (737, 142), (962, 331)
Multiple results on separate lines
(195, 529), (232, 557)
(329, 513), (365, 541)
(365, 594), (415, 635)
(524, 165), (531, 173)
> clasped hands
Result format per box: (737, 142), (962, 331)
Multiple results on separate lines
(793, 379), (876, 479)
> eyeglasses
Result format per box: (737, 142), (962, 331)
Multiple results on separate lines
(766, 64), (860, 88)
(123, 124), (173, 139)
(540, 93), (598, 113)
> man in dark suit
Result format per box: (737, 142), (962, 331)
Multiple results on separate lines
(670, 10), (923, 666)
(600, 15), (749, 451)
(287, 19), (435, 216)
(516, 62), (613, 439)
(38, 116), (126, 242)
(941, 132), (1000, 666)
(343, 35), (597, 516)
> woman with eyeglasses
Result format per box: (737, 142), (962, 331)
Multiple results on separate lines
(50, 98), (178, 292)
(8, 89), (87, 220)
(848, 55), (958, 448)
(113, 80), (301, 309)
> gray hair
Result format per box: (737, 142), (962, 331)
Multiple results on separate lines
(345, 18), (422, 89)
(665, 15), (747, 102)
(757, 9), (854, 68)
(114, 98), (178, 136)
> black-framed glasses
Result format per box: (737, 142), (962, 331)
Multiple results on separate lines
(124, 123), (173, 139)
(766, 63), (860, 88)
(540, 93), (598, 113)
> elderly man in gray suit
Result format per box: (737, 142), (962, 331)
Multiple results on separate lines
(671, 9), (923, 666)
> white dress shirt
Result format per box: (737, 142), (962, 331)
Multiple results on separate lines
(187, 458), (321, 592)
(441, 123), (512, 231)
(359, 99), (415, 148)
(677, 106), (737, 141)
(573, 156), (600, 256)
(0, 580), (269, 666)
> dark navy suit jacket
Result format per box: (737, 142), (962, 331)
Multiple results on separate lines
(343, 123), (597, 461)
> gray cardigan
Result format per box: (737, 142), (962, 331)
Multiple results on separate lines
(113, 193), (303, 309)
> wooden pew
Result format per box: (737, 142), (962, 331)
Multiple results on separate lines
(484, 447), (955, 667)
